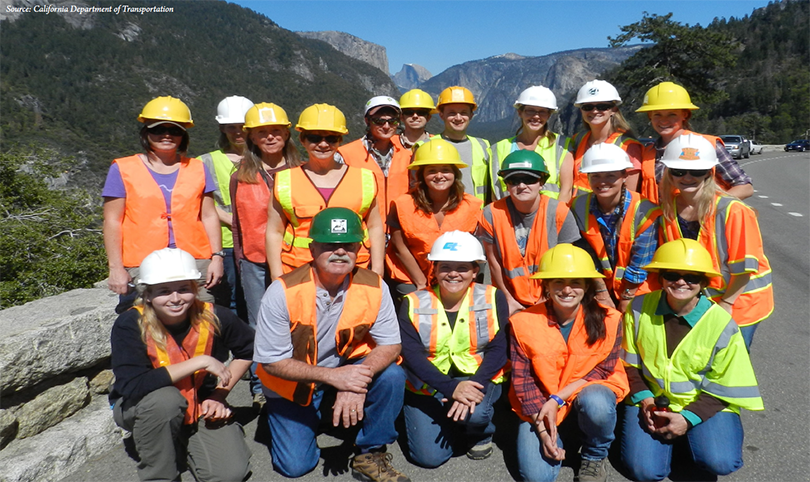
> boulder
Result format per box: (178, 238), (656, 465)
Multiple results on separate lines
(89, 370), (115, 395)
(15, 378), (90, 439)
(0, 409), (18, 450)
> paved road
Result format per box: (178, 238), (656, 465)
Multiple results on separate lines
(62, 149), (810, 482)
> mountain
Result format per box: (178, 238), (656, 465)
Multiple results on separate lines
(0, 0), (399, 187)
(392, 63), (433, 92)
(297, 30), (389, 74)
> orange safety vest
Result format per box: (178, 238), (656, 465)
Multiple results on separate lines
(274, 166), (377, 273)
(389, 193), (483, 283)
(480, 196), (570, 306)
(570, 190), (662, 298)
(660, 193), (773, 326)
(256, 265), (383, 405)
(140, 303), (216, 425)
(232, 173), (272, 264)
(571, 130), (641, 193)
(508, 302), (629, 423)
(639, 130), (730, 204)
(116, 155), (211, 267)
(403, 284), (504, 395)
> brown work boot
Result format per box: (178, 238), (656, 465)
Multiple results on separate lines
(578, 457), (608, 482)
(351, 451), (410, 482)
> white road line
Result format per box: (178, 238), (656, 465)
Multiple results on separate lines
(789, 212), (803, 217)
(740, 153), (809, 166)
(771, 203), (783, 206)
(758, 195), (769, 198)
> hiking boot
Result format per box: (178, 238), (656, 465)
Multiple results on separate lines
(252, 392), (266, 409)
(466, 441), (493, 460)
(578, 457), (608, 482)
(351, 451), (410, 482)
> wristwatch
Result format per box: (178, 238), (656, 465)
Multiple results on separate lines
(211, 250), (226, 258)
(620, 288), (636, 300)
(549, 394), (567, 408)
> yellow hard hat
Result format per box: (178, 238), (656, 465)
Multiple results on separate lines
(243, 103), (291, 130)
(138, 96), (194, 127)
(635, 82), (699, 112)
(399, 89), (438, 114)
(530, 244), (605, 279)
(436, 86), (477, 112)
(295, 103), (348, 134)
(643, 239), (721, 277)
(408, 138), (468, 169)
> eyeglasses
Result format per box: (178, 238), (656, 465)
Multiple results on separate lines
(304, 134), (341, 144)
(669, 168), (711, 178)
(522, 108), (550, 117)
(660, 271), (705, 284)
(580, 103), (614, 112)
(369, 117), (400, 126)
(505, 175), (542, 186)
(402, 109), (430, 117)
(148, 125), (185, 136)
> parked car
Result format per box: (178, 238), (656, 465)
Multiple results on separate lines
(785, 139), (810, 152)
(749, 140), (763, 155)
(720, 135), (751, 159)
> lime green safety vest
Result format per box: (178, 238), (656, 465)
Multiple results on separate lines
(199, 150), (238, 248)
(622, 291), (764, 414)
(404, 284), (504, 395)
(491, 133), (571, 200)
(420, 134), (491, 203)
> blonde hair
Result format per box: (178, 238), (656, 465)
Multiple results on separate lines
(135, 281), (221, 352)
(237, 128), (302, 184)
(580, 106), (635, 137)
(660, 168), (719, 227)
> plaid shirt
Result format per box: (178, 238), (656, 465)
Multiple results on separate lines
(654, 138), (752, 186)
(590, 188), (658, 284)
(509, 303), (624, 417)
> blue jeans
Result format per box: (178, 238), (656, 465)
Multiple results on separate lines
(516, 384), (618, 482)
(240, 259), (270, 395)
(739, 323), (758, 351)
(222, 247), (238, 311)
(403, 381), (502, 468)
(264, 363), (405, 478)
(621, 405), (744, 481)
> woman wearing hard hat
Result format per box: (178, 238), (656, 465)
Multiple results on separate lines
(102, 96), (224, 310)
(198, 95), (255, 313)
(398, 89), (436, 148)
(388, 138), (482, 299)
(621, 239), (763, 481)
(635, 81), (753, 203)
(657, 134), (772, 349)
(109, 248), (254, 482)
(509, 244), (628, 482)
(398, 231), (509, 467)
(569, 80), (644, 197)
(490, 85), (574, 203)
(569, 143), (661, 313)
(266, 104), (385, 278)
(230, 102), (302, 406)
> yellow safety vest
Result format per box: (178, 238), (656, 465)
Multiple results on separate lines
(491, 133), (571, 200)
(199, 150), (237, 248)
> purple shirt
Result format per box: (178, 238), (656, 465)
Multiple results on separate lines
(102, 159), (216, 247)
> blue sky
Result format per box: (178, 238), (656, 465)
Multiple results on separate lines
(230, 0), (770, 76)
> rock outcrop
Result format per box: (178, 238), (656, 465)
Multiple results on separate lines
(297, 30), (389, 74)
(392, 63), (432, 92)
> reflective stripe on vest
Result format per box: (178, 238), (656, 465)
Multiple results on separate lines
(404, 284), (503, 395)
(256, 265), (383, 406)
(624, 291), (763, 413)
(199, 150), (237, 248)
(469, 136), (490, 200)
(491, 133), (569, 200)
(141, 302), (216, 424)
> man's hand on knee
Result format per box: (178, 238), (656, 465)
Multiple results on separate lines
(326, 364), (373, 392)
(332, 391), (366, 428)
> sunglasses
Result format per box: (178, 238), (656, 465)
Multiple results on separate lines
(148, 125), (185, 136)
(505, 175), (542, 186)
(660, 271), (705, 284)
(369, 117), (400, 126)
(580, 103), (614, 112)
(669, 169), (711, 178)
(522, 108), (550, 117)
(402, 109), (430, 117)
(304, 134), (341, 144)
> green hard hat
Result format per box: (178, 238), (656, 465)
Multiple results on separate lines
(309, 207), (365, 243)
(498, 150), (549, 178)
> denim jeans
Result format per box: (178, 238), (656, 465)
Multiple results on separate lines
(264, 363), (405, 477)
(516, 384), (618, 482)
(620, 405), (744, 481)
(221, 247), (238, 312)
(739, 323), (758, 351)
(403, 381), (502, 468)
(240, 259), (270, 395)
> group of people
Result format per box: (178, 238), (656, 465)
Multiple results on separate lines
(104, 80), (772, 482)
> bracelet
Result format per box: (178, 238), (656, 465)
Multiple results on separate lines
(211, 250), (226, 258)
(549, 394), (566, 408)
(718, 299), (733, 305)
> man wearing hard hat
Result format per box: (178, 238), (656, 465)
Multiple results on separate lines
(254, 207), (410, 482)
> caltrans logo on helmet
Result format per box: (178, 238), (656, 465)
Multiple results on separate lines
(331, 219), (347, 233)
(588, 87), (599, 95)
(679, 148), (700, 160)
(442, 242), (460, 251)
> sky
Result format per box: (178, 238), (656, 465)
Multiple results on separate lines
(230, 0), (771, 76)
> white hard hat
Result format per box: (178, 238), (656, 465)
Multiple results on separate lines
(580, 143), (634, 174)
(215, 96), (255, 124)
(514, 85), (558, 110)
(364, 96), (401, 116)
(138, 248), (201, 286)
(574, 80), (622, 107)
(428, 231), (486, 263)
(661, 134), (719, 170)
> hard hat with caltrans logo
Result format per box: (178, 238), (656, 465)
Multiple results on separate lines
(243, 103), (291, 130)
(428, 231), (486, 263)
(308, 207), (365, 244)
